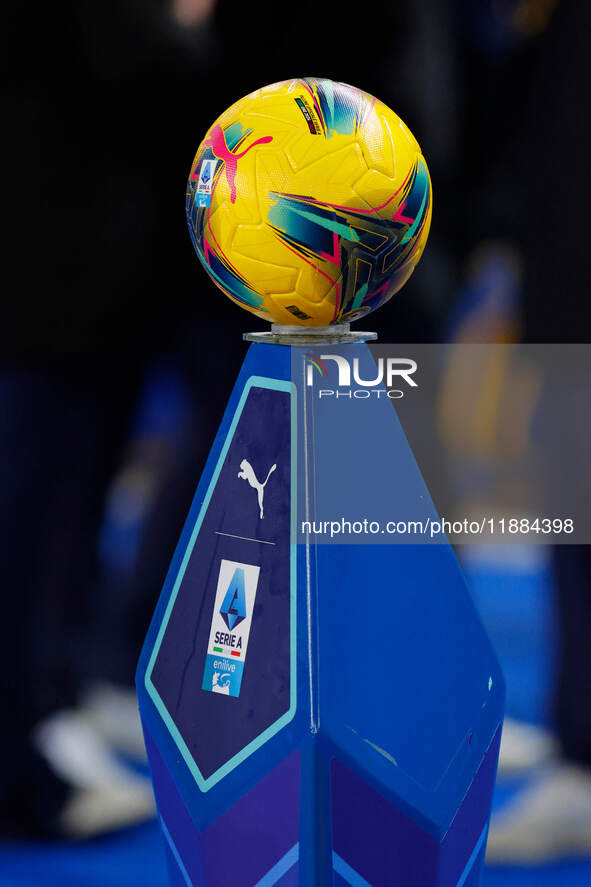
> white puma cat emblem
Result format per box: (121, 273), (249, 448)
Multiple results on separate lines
(238, 459), (277, 519)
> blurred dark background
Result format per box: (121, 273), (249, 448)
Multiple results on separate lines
(2, 0), (591, 879)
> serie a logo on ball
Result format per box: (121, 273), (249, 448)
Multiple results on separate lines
(186, 77), (432, 327)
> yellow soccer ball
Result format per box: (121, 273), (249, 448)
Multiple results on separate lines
(186, 78), (432, 326)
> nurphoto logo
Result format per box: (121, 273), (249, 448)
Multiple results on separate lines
(304, 353), (418, 399)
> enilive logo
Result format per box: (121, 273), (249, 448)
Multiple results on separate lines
(304, 353), (418, 399)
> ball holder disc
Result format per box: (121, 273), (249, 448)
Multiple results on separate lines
(244, 323), (377, 346)
(136, 328), (504, 887)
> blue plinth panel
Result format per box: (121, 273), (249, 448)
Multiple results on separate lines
(136, 342), (504, 886)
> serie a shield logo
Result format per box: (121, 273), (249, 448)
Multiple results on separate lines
(219, 567), (247, 631)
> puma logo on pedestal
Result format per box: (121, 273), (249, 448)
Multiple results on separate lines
(238, 460), (277, 519)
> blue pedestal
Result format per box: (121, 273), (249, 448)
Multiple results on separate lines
(136, 341), (504, 886)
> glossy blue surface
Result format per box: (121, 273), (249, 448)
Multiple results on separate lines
(135, 342), (504, 885)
